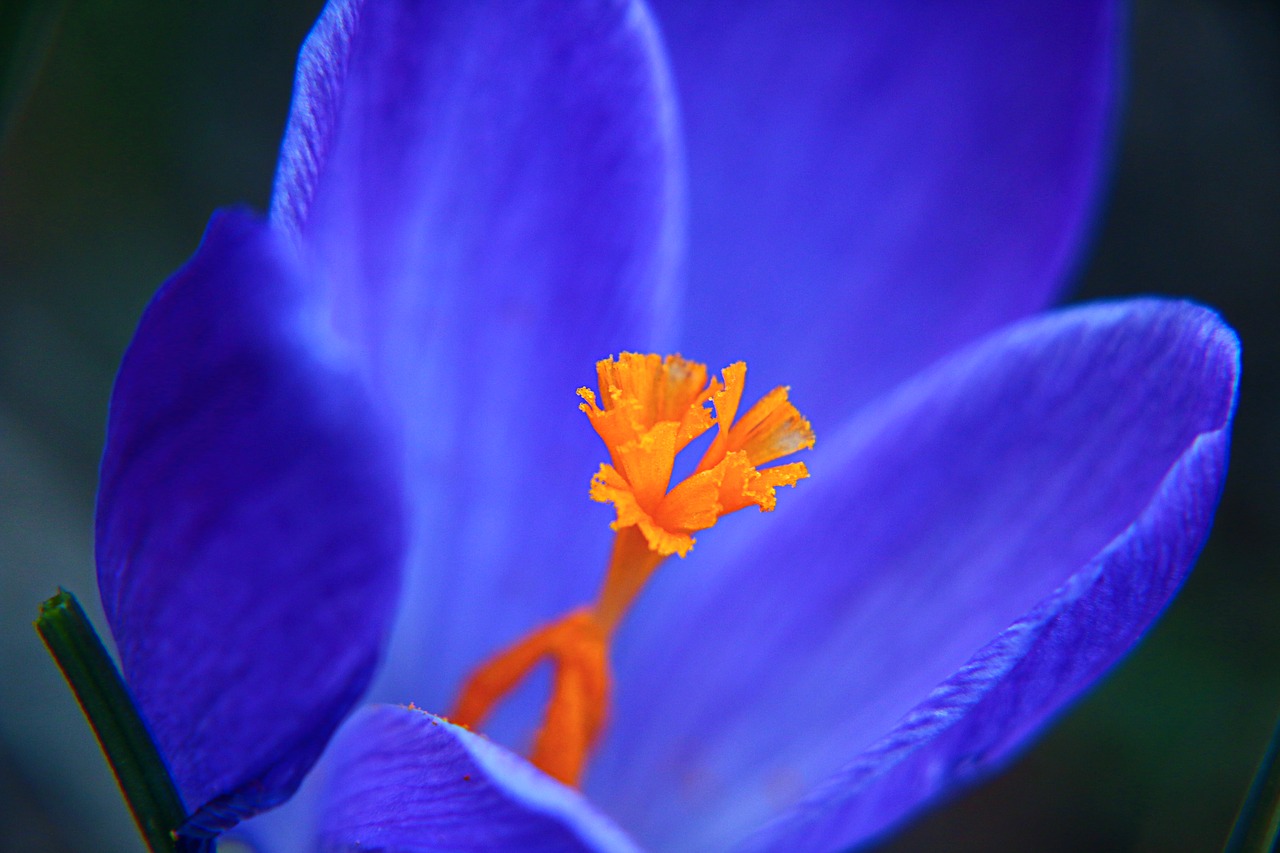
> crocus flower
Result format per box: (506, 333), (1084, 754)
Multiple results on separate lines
(92, 1), (1240, 851)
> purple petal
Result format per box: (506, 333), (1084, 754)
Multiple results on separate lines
(268, 0), (684, 722)
(740, 420), (1232, 851)
(316, 705), (639, 853)
(589, 299), (1238, 850)
(649, 0), (1121, 422)
(96, 210), (405, 834)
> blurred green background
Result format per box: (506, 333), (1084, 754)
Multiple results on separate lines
(0, 1), (1276, 850)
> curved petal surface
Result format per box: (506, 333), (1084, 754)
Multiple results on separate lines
(591, 299), (1238, 850)
(317, 705), (639, 853)
(649, 0), (1121, 423)
(269, 0), (685, 723)
(740, 422), (1231, 851)
(96, 210), (406, 834)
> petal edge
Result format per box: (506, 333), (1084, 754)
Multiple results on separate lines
(317, 705), (640, 853)
(96, 210), (406, 833)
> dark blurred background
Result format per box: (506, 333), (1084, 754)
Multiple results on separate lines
(0, 1), (1275, 851)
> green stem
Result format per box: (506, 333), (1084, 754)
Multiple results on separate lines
(1226, 711), (1280, 853)
(35, 588), (189, 853)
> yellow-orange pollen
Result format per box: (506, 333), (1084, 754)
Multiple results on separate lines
(449, 354), (814, 786)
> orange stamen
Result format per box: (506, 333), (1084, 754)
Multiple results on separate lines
(449, 354), (813, 787)
(451, 608), (608, 788)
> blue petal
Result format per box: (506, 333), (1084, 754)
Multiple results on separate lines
(96, 210), (406, 834)
(315, 705), (639, 853)
(648, 0), (1121, 423)
(268, 0), (685, 721)
(739, 418), (1233, 851)
(589, 300), (1238, 850)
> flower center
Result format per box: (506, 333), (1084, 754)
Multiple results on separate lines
(449, 353), (814, 786)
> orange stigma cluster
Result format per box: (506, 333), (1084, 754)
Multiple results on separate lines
(581, 354), (814, 560)
(450, 353), (814, 786)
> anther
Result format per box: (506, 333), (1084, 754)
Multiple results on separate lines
(449, 354), (813, 786)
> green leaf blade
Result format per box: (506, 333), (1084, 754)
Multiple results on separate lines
(1226, 712), (1280, 853)
(34, 588), (191, 853)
